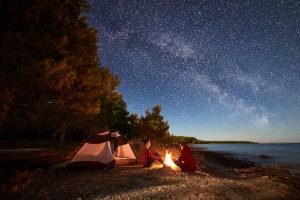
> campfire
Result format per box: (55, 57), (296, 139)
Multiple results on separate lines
(164, 150), (179, 170)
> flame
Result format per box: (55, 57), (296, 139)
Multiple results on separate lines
(164, 150), (179, 170)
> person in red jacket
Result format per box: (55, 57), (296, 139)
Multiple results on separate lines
(141, 138), (164, 167)
(174, 142), (197, 172)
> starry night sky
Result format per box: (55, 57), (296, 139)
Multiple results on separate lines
(87, 0), (300, 142)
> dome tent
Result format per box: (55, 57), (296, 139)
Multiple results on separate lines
(66, 130), (137, 169)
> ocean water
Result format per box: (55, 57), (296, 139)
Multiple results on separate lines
(194, 143), (300, 172)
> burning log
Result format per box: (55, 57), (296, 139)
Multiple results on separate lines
(164, 150), (180, 171)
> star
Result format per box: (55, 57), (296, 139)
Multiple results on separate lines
(86, 0), (300, 142)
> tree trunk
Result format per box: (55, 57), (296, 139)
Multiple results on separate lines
(59, 125), (67, 145)
(51, 131), (57, 144)
(0, 89), (15, 125)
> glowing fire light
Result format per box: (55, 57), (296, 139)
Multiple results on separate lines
(164, 150), (179, 170)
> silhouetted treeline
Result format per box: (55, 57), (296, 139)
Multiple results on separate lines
(0, 0), (171, 144)
(169, 136), (201, 144)
(164, 136), (257, 145)
(198, 141), (258, 144)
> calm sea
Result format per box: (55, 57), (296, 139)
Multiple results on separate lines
(193, 143), (300, 172)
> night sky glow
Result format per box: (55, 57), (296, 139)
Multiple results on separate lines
(87, 0), (300, 142)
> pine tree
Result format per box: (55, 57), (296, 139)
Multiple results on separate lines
(138, 105), (170, 141)
(94, 92), (134, 138)
(0, 0), (119, 143)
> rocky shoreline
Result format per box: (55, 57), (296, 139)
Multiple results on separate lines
(1, 144), (300, 199)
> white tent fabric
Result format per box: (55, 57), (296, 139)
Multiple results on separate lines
(70, 142), (115, 164)
(115, 143), (136, 159)
(67, 131), (136, 168)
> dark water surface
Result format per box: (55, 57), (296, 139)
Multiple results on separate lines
(194, 143), (300, 172)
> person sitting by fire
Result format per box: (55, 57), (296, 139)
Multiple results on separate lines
(141, 138), (164, 167)
(174, 142), (197, 172)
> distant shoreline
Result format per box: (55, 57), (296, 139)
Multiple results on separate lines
(258, 142), (300, 144)
(192, 145), (300, 174)
(193, 143), (300, 174)
(196, 141), (300, 144)
(197, 141), (258, 144)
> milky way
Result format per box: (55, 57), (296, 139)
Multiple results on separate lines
(87, 0), (300, 142)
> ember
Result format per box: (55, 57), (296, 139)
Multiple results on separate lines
(164, 150), (179, 170)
